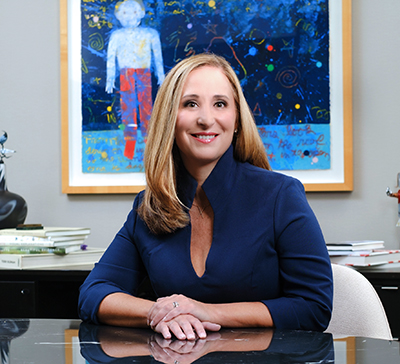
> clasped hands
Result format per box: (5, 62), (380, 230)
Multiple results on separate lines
(147, 294), (221, 340)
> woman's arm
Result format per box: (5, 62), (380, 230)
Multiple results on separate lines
(148, 295), (273, 330)
(206, 301), (274, 327)
(98, 292), (221, 340)
(97, 292), (154, 327)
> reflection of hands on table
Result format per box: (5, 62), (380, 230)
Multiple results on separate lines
(149, 332), (221, 364)
(99, 327), (273, 364)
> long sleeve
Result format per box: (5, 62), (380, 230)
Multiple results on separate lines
(78, 196), (148, 324)
(260, 177), (332, 331)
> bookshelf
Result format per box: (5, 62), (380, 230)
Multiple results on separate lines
(0, 265), (92, 318)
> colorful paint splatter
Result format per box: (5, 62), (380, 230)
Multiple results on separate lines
(80, 0), (330, 173)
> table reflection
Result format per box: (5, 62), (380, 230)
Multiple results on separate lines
(79, 323), (334, 364)
(0, 319), (30, 364)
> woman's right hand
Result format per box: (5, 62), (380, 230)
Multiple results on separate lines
(152, 313), (220, 340)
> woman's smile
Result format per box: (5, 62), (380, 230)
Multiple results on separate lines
(191, 132), (218, 143)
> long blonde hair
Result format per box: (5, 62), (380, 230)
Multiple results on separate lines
(137, 53), (270, 235)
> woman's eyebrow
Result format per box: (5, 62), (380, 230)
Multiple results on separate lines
(181, 94), (230, 99)
(181, 94), (199, 99)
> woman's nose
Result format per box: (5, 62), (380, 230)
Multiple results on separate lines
(196, 106), (214, 127)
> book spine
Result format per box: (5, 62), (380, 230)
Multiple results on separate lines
(0, 241), (55, 247)
(0, 247), (67, 255)
(0, 255), (21, 268)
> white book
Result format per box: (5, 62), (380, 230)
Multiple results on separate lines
(0, 248), (104, 269)
(330, 249), (400, 267)
(0, 227), (91, 238)
(326, 240), (385, 251)
(0, 236), (88, 247)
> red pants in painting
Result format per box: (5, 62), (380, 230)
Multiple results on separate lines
(120, 68), (152, 160)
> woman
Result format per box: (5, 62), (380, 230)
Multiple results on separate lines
(78, 53), (333, 340)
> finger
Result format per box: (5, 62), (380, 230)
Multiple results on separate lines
(151, 302), (182, 328)
(157, 298), (194, 324)
(202, 322), (221, 332)
(188, 319), (207, 339)
(168, 320), (186, 341)
(178, 319), (196, 341)
(161, 306), (185, 323)
(148, 299), (174, 326)
(156, 322), (173, 340)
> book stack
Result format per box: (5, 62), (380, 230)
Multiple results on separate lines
(0, 226), (105, 269)
(327, 240), (400, 268)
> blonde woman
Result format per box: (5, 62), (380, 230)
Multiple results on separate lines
(79, 53), (332, 340)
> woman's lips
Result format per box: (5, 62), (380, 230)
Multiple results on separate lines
(192, 134), (218, 143)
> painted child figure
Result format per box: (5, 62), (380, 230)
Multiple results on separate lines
(106, 0), (165, 160)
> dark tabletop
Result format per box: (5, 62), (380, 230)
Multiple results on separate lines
(1, 319), (399, 364)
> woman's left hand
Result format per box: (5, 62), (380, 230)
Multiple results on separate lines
(147, 294), (215, 330)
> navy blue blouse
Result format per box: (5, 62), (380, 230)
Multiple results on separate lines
(79, 146), (333, 331)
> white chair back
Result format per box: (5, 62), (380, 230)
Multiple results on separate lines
(325, 264), (393, 340)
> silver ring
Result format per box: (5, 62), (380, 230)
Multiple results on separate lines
(173, 301), (179, 308)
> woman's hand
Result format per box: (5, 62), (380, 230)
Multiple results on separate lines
(152, 313), (220, 340)
(148, 294), (215, 329)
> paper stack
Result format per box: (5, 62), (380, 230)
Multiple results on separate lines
(0, 226), (104, 269)
(327, 240), (400, 267)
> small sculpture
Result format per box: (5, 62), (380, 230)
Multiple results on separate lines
(386, 174), (400, 227)
(0, 131), (27, 228)
(0, 131), (16, 161)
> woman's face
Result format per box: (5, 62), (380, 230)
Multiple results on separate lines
(175, 66), (237, 173)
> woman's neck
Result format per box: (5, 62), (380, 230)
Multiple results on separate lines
(183, 160), (218, 189)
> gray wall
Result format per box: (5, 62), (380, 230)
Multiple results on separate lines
(0, 0), (399, 250)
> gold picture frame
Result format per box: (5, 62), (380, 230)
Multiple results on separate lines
(60, 0), (353, 194)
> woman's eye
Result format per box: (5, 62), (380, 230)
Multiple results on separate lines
(215, 101), (226, 108)
(184, 101), (197, 108)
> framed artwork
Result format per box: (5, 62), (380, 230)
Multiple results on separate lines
(61, 0), (353, 194)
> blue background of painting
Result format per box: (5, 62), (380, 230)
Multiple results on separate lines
(80, 0), (330, 172)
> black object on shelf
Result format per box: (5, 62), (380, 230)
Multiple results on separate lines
(0, 132), (27, 229)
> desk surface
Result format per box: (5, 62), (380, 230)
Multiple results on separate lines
(1, 319), (400, 364)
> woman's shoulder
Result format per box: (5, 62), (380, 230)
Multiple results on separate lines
(240, 162), (302, 188)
